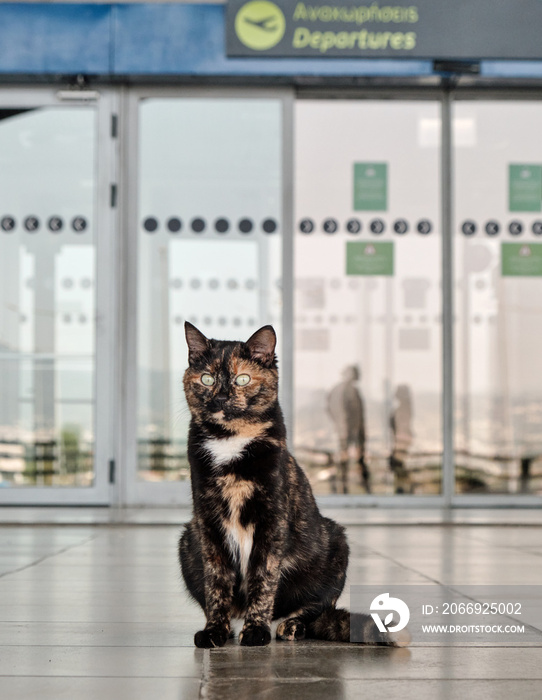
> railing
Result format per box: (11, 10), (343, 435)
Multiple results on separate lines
(137, 438), (189, 481)
(0, 438), (93, 486)
(295, 444), (542, 495)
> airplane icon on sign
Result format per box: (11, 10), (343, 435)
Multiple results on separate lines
(244, 15), (277, 32)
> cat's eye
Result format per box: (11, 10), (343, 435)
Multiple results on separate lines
(201, 374), (215, 386)
(235, 374), (251, 386)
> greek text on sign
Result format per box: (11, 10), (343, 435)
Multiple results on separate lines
(226, 1), (542, 59)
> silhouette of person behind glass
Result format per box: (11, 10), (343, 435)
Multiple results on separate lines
(327, 365), (370, 494)
(389, 384), (414, 494)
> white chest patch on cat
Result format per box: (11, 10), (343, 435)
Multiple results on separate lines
(218, 474), (255, 580)
(203, 435), (254, 466)
(225, 521), (255, 580)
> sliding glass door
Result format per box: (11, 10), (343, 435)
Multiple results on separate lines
(0, 88), (117, 504)
(123, 89), (289, 505)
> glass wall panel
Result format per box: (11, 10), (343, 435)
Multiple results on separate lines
(0, 107), (96, 487)
(294, 100), (442, 496)
(454, 101), (542, 495)
(137, 98), (282, 483)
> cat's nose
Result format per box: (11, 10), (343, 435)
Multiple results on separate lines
(215, 394), (228, 405)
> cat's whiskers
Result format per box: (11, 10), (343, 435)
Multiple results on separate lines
(172, 402), (191, 430)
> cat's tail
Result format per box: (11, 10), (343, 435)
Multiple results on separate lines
(307, 608), (411, 647)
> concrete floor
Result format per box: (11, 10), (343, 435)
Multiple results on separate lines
(1, 510), (542, 699)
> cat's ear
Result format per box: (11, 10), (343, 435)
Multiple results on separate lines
(185, 322), (209, 363)
(246, 325), (276, 367)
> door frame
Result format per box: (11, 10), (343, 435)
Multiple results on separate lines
(448, 87), (542, 508)
(294, 88), (450, 509)
(118, 86), (295, 506)
(0, 86), (119, 505)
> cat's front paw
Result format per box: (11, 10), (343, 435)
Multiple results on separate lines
(239, 623), (272, 647)
(194, 626), (229, 648)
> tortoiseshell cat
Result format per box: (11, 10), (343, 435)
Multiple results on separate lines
(179, 322), (410, 648)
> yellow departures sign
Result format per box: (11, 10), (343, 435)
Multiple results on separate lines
(227, 0), (542, 60)
(292, 27), (416, 53)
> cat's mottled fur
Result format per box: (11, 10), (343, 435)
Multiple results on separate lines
(179, 322), (410, 648)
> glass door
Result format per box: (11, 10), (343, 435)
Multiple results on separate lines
(0, 88), (117, 504)
(294, 99), (442, 499)
(123, 89), (290, 505)
(119, 88), (542, 507)
(453, 99), (542, 500)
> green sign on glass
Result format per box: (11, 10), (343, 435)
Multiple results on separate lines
(353, 162), (387, 211)
(509, 164), (542, 212)
(501, 243), (542, 276)
(346, 241), (394, 276)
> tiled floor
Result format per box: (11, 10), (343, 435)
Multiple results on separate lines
(1, 511), (542, 699)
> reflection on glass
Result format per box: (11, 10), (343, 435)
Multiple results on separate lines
(0, 107), (96, 486)
(294, 101), (442, 495)
(454, 102), (542, 495)
(137, 99), (282, 481)
(327, 365), (370, 494)
(389, 384), (414, 494)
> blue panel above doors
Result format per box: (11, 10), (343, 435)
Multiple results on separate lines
(0, 3), (112, 74)
(0, 3), (540, 79)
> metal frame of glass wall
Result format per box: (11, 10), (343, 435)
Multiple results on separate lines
(117, 85), (542, 508)
(2, 83), (541, 508)
(0, 86), (119, 505)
